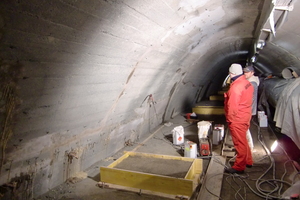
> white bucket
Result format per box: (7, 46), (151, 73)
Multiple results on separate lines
(184, 141), (197, 158)
(172, 125), (184, 145)
(214, 124), (224, 140)
(197, 121), (211, 139)
(212, 129), (221, 145)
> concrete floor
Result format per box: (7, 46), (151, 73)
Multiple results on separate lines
(221, 118), (300, 200)
(37, 115), (299, 200)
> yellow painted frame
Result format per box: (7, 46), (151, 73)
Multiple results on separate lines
(100, 151), (203, 197)
(192, 106), (225, 115)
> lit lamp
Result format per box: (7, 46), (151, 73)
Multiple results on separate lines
(271, 140), (278, 152)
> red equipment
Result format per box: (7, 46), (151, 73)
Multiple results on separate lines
(199, 138), (210, 156)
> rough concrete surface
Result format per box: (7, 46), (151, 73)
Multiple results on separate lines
(220, 118), (300, 200)
(37, 115), (210, 200)
(1, 1), (300, 198)
(36, 115), (300, 200)
(114, 155), (192, 178)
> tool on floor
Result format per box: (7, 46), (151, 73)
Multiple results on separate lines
(199, 138), (210, 156)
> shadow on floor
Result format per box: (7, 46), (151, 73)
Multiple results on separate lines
(88, 173), (100, 182)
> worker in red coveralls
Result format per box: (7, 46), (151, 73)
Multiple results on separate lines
(224, 63), (254, 174)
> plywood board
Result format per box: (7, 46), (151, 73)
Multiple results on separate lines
(197, 155), (226, 200)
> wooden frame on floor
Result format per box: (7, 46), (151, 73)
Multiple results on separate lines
(100, 151), (203, 199)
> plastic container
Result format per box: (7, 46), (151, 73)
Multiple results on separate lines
(259, 116), (268, 127)
(172, 126), (184, 145)
(258, 111), (268, 127)
(214, 124), (224, 141)
(212, 129), (221, 145)
(184, 141), (197, 158)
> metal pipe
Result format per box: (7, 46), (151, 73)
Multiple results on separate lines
(260, 77), (291, 108)
(281, 67), (300, 79)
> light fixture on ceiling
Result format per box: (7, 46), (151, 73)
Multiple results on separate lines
(251, 55), (257, 63)
(256, 40), (265, 50)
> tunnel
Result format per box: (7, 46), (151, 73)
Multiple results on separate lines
(0, 0), (300, 199)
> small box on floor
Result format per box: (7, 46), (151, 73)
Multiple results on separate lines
(258, 111), (268, 127)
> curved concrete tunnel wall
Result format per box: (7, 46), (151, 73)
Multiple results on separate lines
(0, 0), (300, 197)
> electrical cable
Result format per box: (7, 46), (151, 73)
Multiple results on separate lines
(213, 155), (229, 169)
(145, 95), (297, 199)
(225, 175), (245, 200)
(226, 155), (237, 169)
(279, 160), (295, 195)
(292, 171), (300, 184)
(215, 117), (297, 200)
(202, 172), (224, 200)
(254, 119), (282, 199)
(233, 175), (244, 200)
(252, 117), (295, 199)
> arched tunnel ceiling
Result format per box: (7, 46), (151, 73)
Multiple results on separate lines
(255, 0), (300, 75)
(0, 0), (300, 197)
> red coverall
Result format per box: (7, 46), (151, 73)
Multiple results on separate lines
(224, 75), (254, 171)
